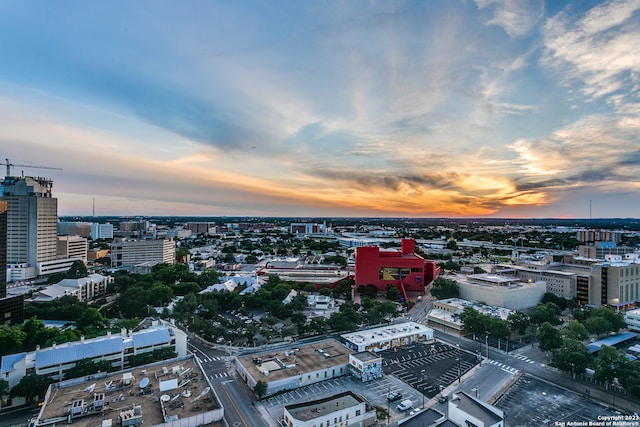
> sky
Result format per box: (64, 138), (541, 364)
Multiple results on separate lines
(0, 0), (639, 218)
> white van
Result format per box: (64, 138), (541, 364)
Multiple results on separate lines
(397, 399), (413, 411)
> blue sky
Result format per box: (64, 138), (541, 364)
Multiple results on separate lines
(1, 0), (639, 217)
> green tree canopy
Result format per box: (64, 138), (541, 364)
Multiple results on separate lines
(254, 380), (267, 400)
(386, 285), (400, 302)
(551, 338), (592, 375)
(537, 322), (563, 352)
(430, 278), (459, 299)
(9, 374), (51, 403)
(529, 303), (562, 326)
(593, 345), (630, 385)
(564, 320), (589, 341)
(585, 316), (611, 338)
(67, 260), (88, 279)
(507, 312), (529, 336)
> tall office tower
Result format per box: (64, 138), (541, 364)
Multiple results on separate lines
(1, 175), (58, 277)
(0, 200), (24, 325)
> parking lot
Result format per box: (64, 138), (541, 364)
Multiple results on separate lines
(495, 375), (622, 426)
(380, 342), (479, 398)
(260, 341), (481, 424)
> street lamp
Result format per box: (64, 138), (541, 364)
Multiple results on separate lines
(485, 332), (491, 360)
(456, 343), (461, 384)
(420, 369), (427, 408)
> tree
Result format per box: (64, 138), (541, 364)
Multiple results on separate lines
(460, 307), (490, 336)
(10, 374), (50, 403)
(430, 278), (459, 299)
(254, 380), (267, 400)
(386, 285), (400, 302)
(585, 316), (611, 338)
(148, 284), (174, 306)
(75, 308), (108, 333)
(529, 303), (562, 326)
(0, 379), (8, 398)
(594, 345), (630, 385)
(564, 320), (589, 341)
(507, 312), (529, 336)
(551, 338), (592, 375)
(589, 307), (626, 333)
(537, 322), (562, 351)
(64, 358), (114, 379)
(67, 260), (88, 279)
(489, 318), (509, 341)
(0, 325), (26, 356)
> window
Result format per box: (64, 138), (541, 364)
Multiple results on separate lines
(355, 410), (361, 416)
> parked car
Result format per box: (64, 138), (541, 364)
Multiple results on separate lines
(397, 399), (413, 411)
(387, 392), (403, 402)
(438, 394), (449, 403)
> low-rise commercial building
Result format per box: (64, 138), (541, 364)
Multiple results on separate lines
(348, 352), (382, 382)
(31, 355), (223, 427)
(341, 321), (434, 353)
(427, 298), (513, 333)
(235, 339), (353, 397)
(283, 391), (376, 427)
(448, 391), (504, 427)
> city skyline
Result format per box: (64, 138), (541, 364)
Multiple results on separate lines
(1, 1), (639, 218)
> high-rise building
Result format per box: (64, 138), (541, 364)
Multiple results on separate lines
(0, 200), (24, 325)
(110, 238), (175, 268)
(2, 176), (58, 271)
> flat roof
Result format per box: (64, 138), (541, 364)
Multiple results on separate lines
(351, 351), (381, 362)
(450, 391), (503, 425)
(286, 391), (363, 421)
(586, 331), (638, 353)
(35, 357), (218, 427)
(341, 322), (433, 348)
(435, 298), (513, 320)
(237, 339), (353, 382)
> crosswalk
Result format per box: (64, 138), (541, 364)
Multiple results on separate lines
(511, 354), (536, 364)
(489, 360), (519, 374)
(209, 372), (231, 379)
(195, 355), (226, 364)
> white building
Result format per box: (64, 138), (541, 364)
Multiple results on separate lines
(283, 391), (376, 427)
(448, 391), (505, 427)
(110, 238), (175, 268)
(625, 308), (640, 332)
(90, 222), (114, 240)
(341, 321), (434, 353)
(456, 273), (546, 311)
(427, 298), (513, 332)
(0, 320), (188, 391)
(30, 273), (113, 302)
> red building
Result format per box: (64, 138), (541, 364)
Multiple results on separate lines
(355, 239), (439, 301)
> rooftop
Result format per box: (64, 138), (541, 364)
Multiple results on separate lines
(351, 351), (381, 362)
(341, 322), (433, 348)
(237, 339), (353, 382)
(450, 391), (503, 426)
(34, 356), (218, 427)
(285, 391), (363, 421)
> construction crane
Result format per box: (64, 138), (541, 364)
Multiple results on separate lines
(1, 158), (62, 177)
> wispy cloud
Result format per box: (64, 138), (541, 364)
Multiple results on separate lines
(475, 0), (545, 37)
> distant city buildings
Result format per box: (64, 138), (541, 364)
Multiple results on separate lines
(56, 235), (88, 262)
(110, 238), (176, 268)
